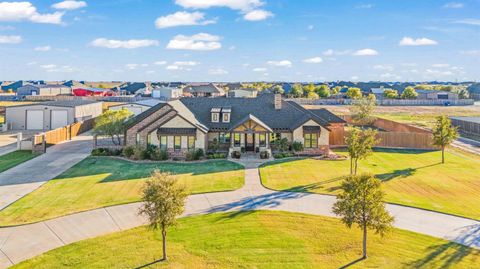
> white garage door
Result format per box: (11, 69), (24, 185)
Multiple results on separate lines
(26, 110), (44, 130)
(51, 110), (68, 130)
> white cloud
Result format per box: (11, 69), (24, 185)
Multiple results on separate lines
(154, 61), (167, 65)
(34, 45), (51, 51)
(351, 76), (359, 80)
(322, 49), (352, 56)
(426, 69), (454, 76)
(166, 61), (199, 71)
(125, 63), (139, 70)
(432, 63), (450, 68)
(267, 60), (292, 67)
(0, 25), (14, 31)
(0, 2), (64, 24)
(399, 37), (438, 46)
(0, 35), (21, 44)
(155, 11), (216, 28)
(454, 19), (480, 26)
(40, 64), (57, 69)
(52, 1), (87, 10)
(356, 4), (374, 9)
(26, 61), (37, 65)
(166, 33), (221, 51)
(307, 25), (314, 30)
(373, 64), (394, 71)
(243, 9), (273, 21)
(353, 48), (378, 56)
(443, 2), (464, 8)
(252, 67), (267, 72)
(208, 68), (228, 75)
(90, 38), (159, 49)
(42, 65), (76, 73)
(175, 0), (263, 11)
(380, 73), (401, 79)
(166, 65), (180, 70)
(302, 57), (323, 64)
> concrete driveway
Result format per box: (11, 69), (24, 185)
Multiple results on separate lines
(0, 134), (93, 210)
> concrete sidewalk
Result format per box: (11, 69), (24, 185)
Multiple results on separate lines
(1, 159), (479, 268)
(0, 134), (93, 210)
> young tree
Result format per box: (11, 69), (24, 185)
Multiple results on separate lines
(290, 83), (304, 98)
(307, 91), (319, 100)
(350, 95), (376, 125)
(333, 174), (394, 259)
(272, 85), (285, 94)
(346, 128), (377, 174)
(302, 83), (316, 95)
(94, 109), (132, 145)
(383, 89), (398, 99)
(432, 116), (459, 164)
(316, 84), (331, 98)
(139, 170), (188, 261)
(401, 86), (418, 99)
(346, 87), (362, 99)
(331, 86), (342, 95)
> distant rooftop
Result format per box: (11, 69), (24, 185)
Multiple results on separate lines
(450, 116), (480, 124)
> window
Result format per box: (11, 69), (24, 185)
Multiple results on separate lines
(222, 112), (230, 123)
(147, 134), (152, 145)
(211, 112), (219, 122)
(304, 133), (318, 148)
(174, 136), (181, 151)
(136, 134), (140, 144)
(188, 136), (195, 149)
(269, 133), (281, 143)
(259, 133), (266, 147)
(159, 136), (167, 150)
(219, 132), (231, 143)
(234, 133), (241, 147)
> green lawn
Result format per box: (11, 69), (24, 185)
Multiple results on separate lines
(0, 150), (38, 172)
(260, 148), (480, 220)
(13, 211), (479, 269)
(0, 157), (244, 226)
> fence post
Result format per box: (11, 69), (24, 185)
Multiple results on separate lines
(42, 134), (46, 153)
(16, 132), (22, 150)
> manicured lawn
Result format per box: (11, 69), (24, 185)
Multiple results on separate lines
(13, 211), (479, 269)
(0, 157), (244, 226)
(260, 148), (480, 220)
(0, 150), (38, 172)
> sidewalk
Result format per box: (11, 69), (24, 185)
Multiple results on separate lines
(0, 134), (93, 210)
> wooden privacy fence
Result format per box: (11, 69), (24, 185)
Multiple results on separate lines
(329, 116), (436, 150)
(289, 98), (474, 106)
(32, 118), (95, 153)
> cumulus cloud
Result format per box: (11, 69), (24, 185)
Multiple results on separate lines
(155, 11), (216, 28)
(154, 60), (167, 65)
(426, 69), (454, 76)
(166, 61), (199, 71)
(34, 45), (51, 51)
(252, 67), (267, 72)
(373, 64), (394, 71)
(90, 38), (159, 49)
(322, 49), (352, 56)
(243, 9), (273, 21)
(355, 3), (374, 9)
(443, 2), (463, 8)
(303, 57), (323, 63)
(52, 1), (87, 10)
(267, 60), (292, 67)
(0, 35), (21, 43)
(432, 63), (450, 68)
(454, 19), (480, 26)
(399, 37), (438, 46)
(0, 2), (64, 24)
(352, 48), (378, 56)
(208, 68), (228, 75)
(166, 33), (221, 51)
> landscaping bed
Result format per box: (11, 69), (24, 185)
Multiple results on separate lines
(12, 211), (479, 269)
(260, 148), (480, 220)
(0, 157), (244, 226)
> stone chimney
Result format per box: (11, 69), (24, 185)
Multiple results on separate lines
(274, 94), (282, 110)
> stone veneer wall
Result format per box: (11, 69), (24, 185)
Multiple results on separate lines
(125, 105), (176, 146)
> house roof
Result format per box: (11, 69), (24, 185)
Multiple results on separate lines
(133, 99), (165, 107)
(183, 83), (225, 95)
(41, 100), (101, 108)
(228, 114), (274, 132)
(307, 109), (346, 124)
(450, 116), (480, 124)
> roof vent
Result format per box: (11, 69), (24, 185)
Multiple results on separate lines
(274, 94), (282, 110)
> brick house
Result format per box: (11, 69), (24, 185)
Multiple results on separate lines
(125, 94), (345, 158)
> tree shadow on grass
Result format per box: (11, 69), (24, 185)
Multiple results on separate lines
(134, 258), (165, 269)
(285, 176), (346, 193)
(408, 224), (480, 269)
(376, 163), (441, 182)
(339, 257), (365, 268)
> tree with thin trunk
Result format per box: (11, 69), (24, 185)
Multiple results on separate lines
(139, 170), (188, 261)
(94, 109), (132, 145)
(333, 174), (394, 260)
(346, 128), (378, 175)
(350, 95), (376, 126)
(432, 116), (459, 164)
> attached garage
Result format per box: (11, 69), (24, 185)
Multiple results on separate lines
(5, 100), (103, 131)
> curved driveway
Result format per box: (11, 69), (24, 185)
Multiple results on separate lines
(0, 159), (479, 268)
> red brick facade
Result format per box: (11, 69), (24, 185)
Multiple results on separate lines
(125, 105), (176, 146)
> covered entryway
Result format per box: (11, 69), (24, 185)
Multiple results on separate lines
(51, 110), (68, 130)
(26, 110), (44, 130)
(245, 133), (255, 152)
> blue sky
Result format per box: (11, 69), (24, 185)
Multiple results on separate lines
(0, 0), (479, 82)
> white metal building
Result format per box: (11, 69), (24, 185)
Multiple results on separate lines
(109, 99), (165, 116)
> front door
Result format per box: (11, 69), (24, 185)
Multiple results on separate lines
(245, 133), (255, 151)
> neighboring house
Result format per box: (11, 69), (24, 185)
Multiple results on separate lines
(467, 83), (480, 100)
(117, 82), (150, 95)
(73, 87), (113, 96)
(151, 87), (183, 100)
(183, 83), (225, 97)
(17, 84), (72, 97)
(124, 94), (345, 158)
(1, 80), (31, 92)
(225, 83), (242, 91)
(413, 90), (458, 100)
(5, 100), (102, 130)
(62, 80), (87, 88)
(227, 88), (258, 98)
(109, 99), (165, 116)
(450, 117), (480, 136)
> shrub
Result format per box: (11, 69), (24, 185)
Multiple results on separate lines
(207, 153), (227, 159)
(292, 141), (304, 152)
(132, 145), (148, 160)
(91, 148), (121, 156)
(195, 149), (204, 160)
(150, 148), (168, 161)
(260, 151), (270, 159)
(185, 150), (196, 161)
(122, 146), (135, 158)
(273, 152), (294, 159)
(231, 151), (241, 159)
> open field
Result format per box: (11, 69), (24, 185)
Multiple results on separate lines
(306, 104), (480, 129)
(13, 211), (479, 269)
(0, 150), (39, 173)
(0, 157), (244, 226)
(260, 148), (480, 220)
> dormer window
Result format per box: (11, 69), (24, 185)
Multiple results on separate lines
(222, 107), (231, 123)
(211, 107), (221, 123)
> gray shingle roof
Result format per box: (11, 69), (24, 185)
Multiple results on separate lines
(184, 83), (225, 95)
(41, 100), (101, 107)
